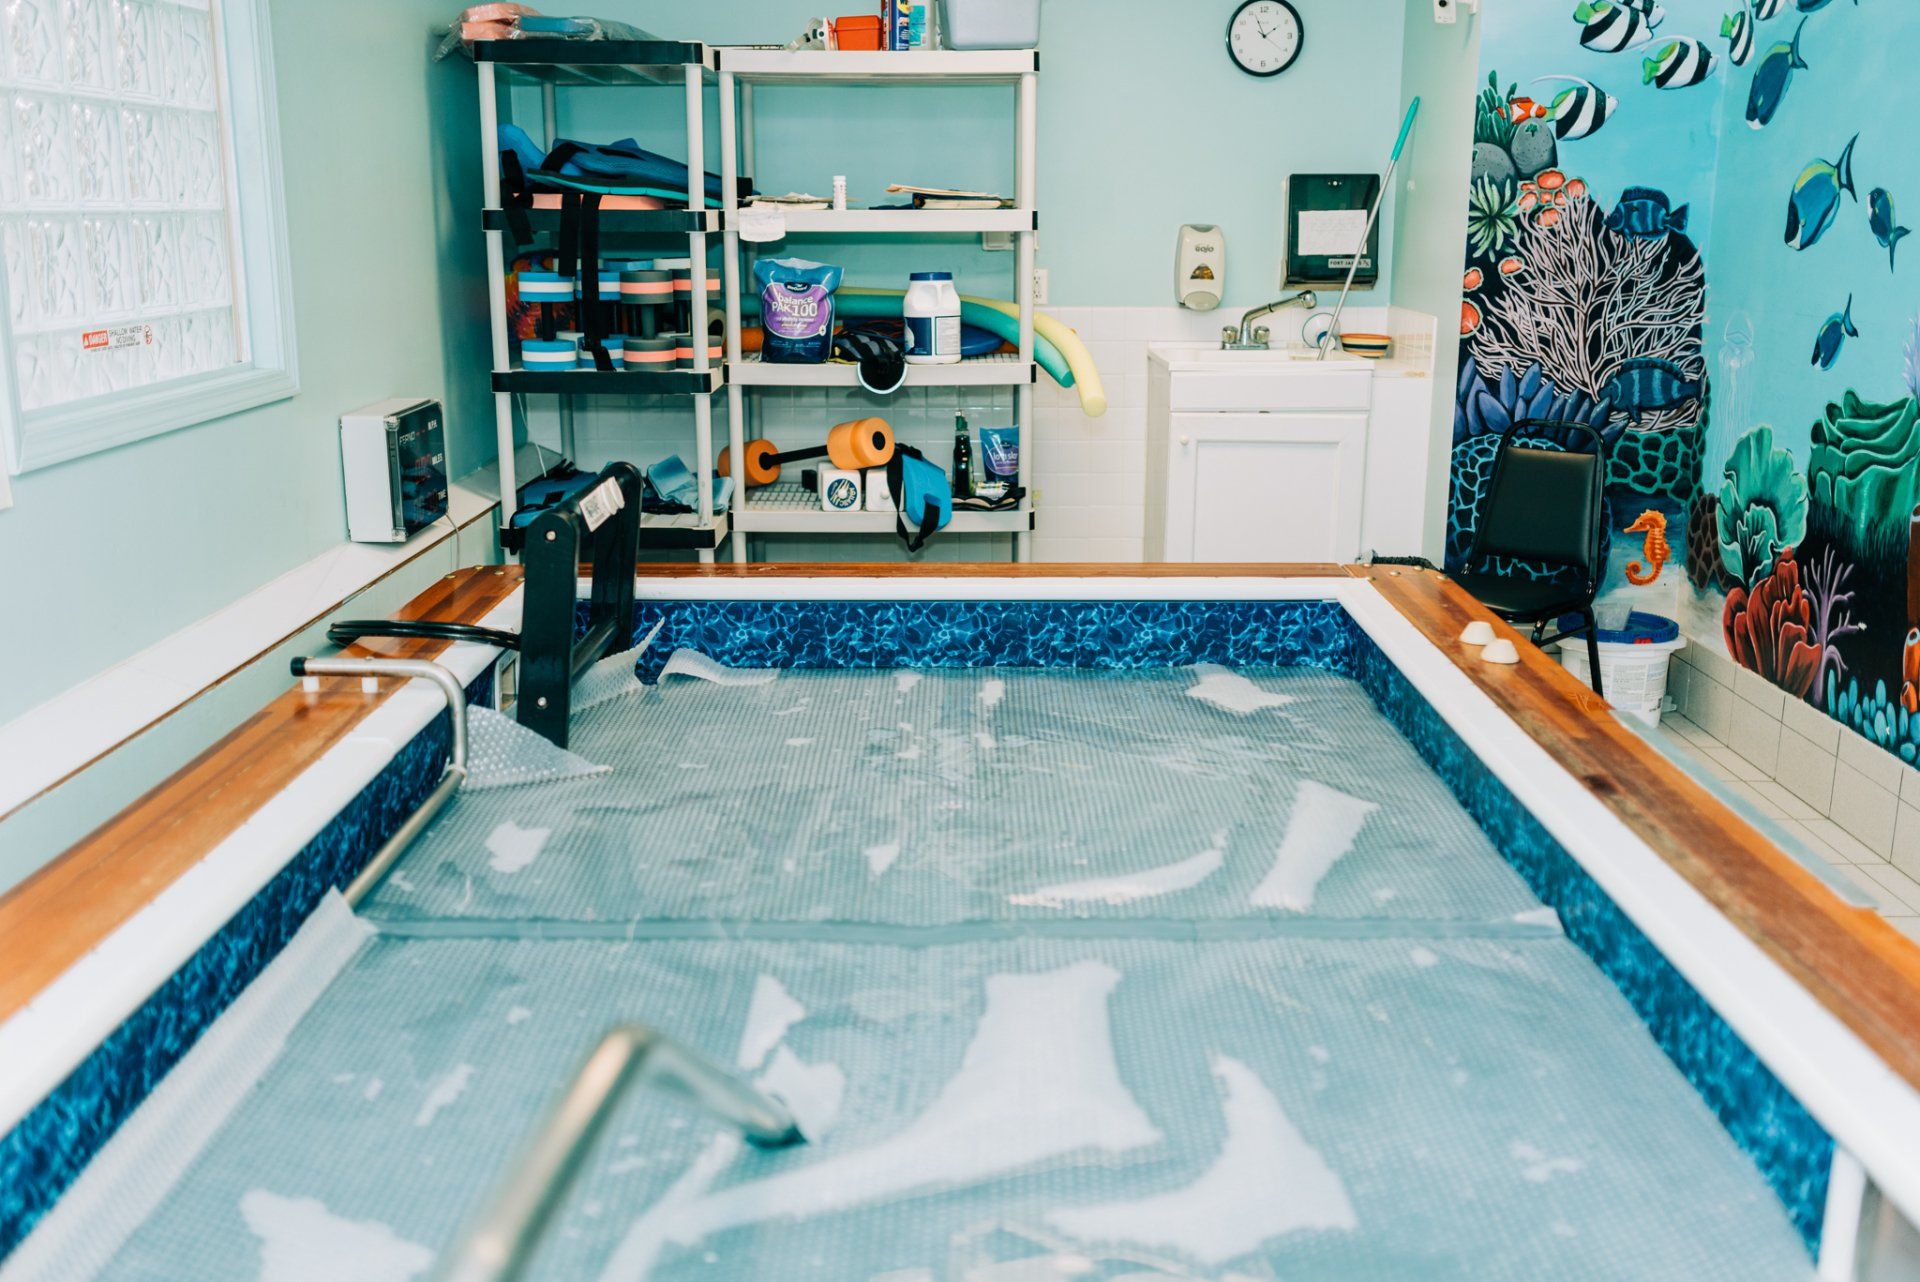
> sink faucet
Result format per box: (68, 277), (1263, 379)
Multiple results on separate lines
(1222, 290), (1318, 350)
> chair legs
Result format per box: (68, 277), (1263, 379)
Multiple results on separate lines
(1580, 610), (1605, 699)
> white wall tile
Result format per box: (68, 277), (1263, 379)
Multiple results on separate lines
(1731, 666), (1787, 717)
(1776, 725), (1838, 814)
(1831, 767), (1900, 858)
(1894, 804), (1920, 882)
(1855, 865), (1920, 914)
(1781, 694), (1842, 754)
(1685, 643), (1739, 690)
(1904, 764), (1920, 809)
(1690, 674), (1735, 744)
(1726, 696), (1783, 777)
(1838, 726), (1907, 793)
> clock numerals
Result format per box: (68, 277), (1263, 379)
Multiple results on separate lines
(1228, 0), (1303, 79)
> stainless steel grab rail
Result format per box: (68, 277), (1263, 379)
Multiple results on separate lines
(433, 1024), (804, 1282)
(289, 656), (469, 907)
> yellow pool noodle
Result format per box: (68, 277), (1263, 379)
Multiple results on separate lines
(962, 293), (1109, 419)
(839, 287), (1108, 418)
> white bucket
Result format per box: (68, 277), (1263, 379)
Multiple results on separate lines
(1559, 633), (1686, 726)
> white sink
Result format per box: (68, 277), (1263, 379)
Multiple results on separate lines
(1148, 344), (1372, 372)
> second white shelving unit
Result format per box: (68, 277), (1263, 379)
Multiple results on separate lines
(715, 47), (1041, 560)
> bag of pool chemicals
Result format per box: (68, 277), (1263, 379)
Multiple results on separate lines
(755, 257), (842, 363)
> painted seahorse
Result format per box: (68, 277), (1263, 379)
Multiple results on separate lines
(1624, 509), (1671, 586)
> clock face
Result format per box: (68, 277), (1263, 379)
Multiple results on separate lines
(1228, 0), (1304, 78)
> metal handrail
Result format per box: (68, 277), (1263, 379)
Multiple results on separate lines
(434, 1024), (804, 1282)
(289, 656), (469, 907)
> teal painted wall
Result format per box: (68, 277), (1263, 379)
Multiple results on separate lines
(0, 0), (491, 725)
(537, 0), (1410, 308)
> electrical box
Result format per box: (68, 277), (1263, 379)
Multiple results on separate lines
(340, 398), (448, 543)
(1285, 174), (1383, 289)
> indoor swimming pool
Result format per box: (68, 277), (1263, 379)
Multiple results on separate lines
(4, 571), (1915, 1282)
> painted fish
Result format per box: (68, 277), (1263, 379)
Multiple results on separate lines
(1811, 295), (1858, 370)
(1796, 0), (1856, 10)
(1785, 134), (1858, 251)
(1644, 36), (1716, 88)
(1607, 186), (1690, 238)
(1746, 17), (1808, 128)
(1534, 75), (1618, 140)
(1507, 96), (1551, 123)
(1575, 1), (1653, 52)
(1617, 0), (1668, 22)
(1601, 358), (1702, 424)
(1870, 188), (1910, 270)
(1722, 7), (1754, 65)
(1752, 0), (1785, 15)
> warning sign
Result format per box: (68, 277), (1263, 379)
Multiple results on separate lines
(81, 325), (153, 352)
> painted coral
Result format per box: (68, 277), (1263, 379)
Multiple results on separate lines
(1807, 392), (1920, 561)
(1723, 551), (1822, 702)
(1717, 425), (1809, 587)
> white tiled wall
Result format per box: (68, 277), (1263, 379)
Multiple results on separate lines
(555, 302), (1406, 564)
(1668, 644), (1920, 905)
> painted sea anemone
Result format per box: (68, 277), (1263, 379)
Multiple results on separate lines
(1468, 177), (1522, 260)
(1453, 357), (1610, 444)
(1717, 425), (1809, 588)
(1723, 551), (1822, 701)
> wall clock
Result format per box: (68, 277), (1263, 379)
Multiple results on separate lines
(1228, 0), (1305, 78)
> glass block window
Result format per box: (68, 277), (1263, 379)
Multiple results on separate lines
(0, 0), (295, 472)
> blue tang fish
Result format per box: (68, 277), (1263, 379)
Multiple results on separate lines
(1644, 36), (1716, 88)
(1870, 188), (1910, 269)
(1575, 1), (1654, 52)
(1608, 187), (1690, 238)
(1752, 0), (1784, 15)
(1746, 17), (1808, 128)
(1785, 134), (1857, 250)
(1722, 7), (1754, 65)
(1811, 295), (1857, 370)
(1601, 358), (1702, 423)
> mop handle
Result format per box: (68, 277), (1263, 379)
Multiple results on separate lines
(1318, 97), (1421, 361)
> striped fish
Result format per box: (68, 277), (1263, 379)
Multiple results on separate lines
(1575, 1), (1654, 52)
(1617, 0), (1668, 23)
(1752, 0), (1785, 17)
(1534, 75), (1618, 140)
(1722, 7), (1754, 65)
(1644, 36), (1716, 88)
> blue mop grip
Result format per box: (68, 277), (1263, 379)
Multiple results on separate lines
(1390, 98), (1421, 165)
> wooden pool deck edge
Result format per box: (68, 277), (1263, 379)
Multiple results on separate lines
(0, 567), (523, 1025)
(3, 560), (1917, 1103)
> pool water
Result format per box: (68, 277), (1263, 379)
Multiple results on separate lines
(22, 660), (1817, 1281)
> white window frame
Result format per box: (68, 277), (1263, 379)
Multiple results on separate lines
(0, 0), (298, 475)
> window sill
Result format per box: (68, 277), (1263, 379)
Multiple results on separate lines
(9, 364), (300, 474)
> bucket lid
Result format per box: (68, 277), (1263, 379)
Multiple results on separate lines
(910, 271), (954, 282)
(1559, 610), (1680, 645)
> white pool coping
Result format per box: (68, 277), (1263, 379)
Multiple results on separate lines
(2, 574), (1914, 1259)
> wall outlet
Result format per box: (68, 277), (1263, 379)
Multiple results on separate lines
(1032, 268), (1050, 305)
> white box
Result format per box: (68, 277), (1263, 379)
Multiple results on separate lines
(864, 466), (894, 513)
(819, 467), (863, 511)
(339, 398), (447, 543)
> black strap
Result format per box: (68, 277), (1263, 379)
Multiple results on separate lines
(561, 192), (613, 372)
(888, 445), (942, 554)
(498, 150), (536, 243)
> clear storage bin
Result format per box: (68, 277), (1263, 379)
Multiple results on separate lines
(938, 0), (1040, 49)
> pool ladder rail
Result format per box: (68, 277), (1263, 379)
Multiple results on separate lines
(288, 655), (469, 908)
(434, 1024), (805, 1282)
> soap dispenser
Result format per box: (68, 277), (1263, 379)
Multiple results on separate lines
(1175, 225), (1226, 311)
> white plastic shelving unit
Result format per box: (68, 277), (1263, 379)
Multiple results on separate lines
(474, 39), (731, 559)
(716, 47), (1041, 562)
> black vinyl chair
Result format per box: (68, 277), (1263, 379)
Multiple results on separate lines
(1453, 419), (1609, 697)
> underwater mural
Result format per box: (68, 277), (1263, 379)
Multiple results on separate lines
(1454, 0), (1920, 768)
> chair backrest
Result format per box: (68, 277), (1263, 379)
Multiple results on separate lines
(1469, 419), (1607, 579)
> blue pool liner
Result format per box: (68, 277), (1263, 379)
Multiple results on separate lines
(0, 601), (1835, 1260)
(0, 676), (488, 1259)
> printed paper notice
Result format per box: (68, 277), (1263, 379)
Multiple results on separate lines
(1296, 210), (1368, 258)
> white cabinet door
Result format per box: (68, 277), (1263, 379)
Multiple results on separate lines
(1162, 413), (1368, 562)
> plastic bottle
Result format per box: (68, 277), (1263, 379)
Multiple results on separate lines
(904, 271), (963, 365)
(952, 413), (974, 498)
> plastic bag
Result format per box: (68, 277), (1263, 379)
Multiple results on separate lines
(754, 258), (844, 364)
